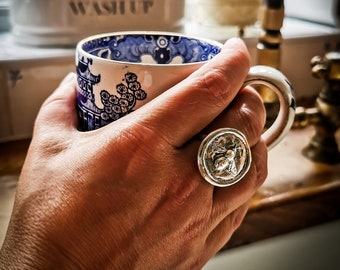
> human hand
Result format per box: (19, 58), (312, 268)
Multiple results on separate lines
(0, 38), (267, 269)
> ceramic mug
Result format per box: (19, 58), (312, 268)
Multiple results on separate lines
(75, 31), (295, 149)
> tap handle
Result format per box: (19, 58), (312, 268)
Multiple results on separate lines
(311, 52), (340, 80)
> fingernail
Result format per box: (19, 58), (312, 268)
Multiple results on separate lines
(223, 38), (249, 57)
(223, 37), (244, 48)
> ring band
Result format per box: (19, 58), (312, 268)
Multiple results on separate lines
(197, 128), (252, 187)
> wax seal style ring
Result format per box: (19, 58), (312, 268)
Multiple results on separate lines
(197, 128), (252, 187)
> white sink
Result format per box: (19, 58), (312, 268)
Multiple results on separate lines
(203, 219), (340, 270)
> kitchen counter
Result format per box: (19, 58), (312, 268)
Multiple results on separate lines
(224, 126), (340, 250)
(205, 219), (340, 270)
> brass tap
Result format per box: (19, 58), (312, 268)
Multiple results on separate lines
(293, 52), (340, 164)
(257, 0), (284, 126)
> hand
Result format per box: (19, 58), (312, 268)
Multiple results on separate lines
(0, 38), (267, 269)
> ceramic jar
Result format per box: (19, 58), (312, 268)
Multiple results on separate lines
(10, 0), (185, 46)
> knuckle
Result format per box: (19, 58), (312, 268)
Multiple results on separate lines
(33, 132), (70, 157)
(166, 173), (201, 208)
(230, 206), (247, 231)
(112, 122), (168, 154)
(231, 90), (266, 144)
(182, 215), (208, 242)
(234, 106), (263, 143)
(252, 140), (268, 185)
(245, 108), (264, 140)
(201, 69), (233, 108)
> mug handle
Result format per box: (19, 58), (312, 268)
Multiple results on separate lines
(242, 65), (296, 150)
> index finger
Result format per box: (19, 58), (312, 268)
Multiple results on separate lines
(126, 38), (251, 148)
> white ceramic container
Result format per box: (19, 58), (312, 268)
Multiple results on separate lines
(193, 0), (262, 27)
(10, 0), (185, 46)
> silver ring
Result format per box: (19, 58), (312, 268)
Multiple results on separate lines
(197, 128), (252, 187)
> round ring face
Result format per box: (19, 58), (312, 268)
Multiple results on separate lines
(197, 128), (252, 187)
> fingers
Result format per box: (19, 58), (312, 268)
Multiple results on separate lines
(204, 201), (250, 256)
(211, 139), (267, 222)
(202, 86), (266, 147)
(164, 139), (267, 257)
(121, 38), (251, 148)
(34, 73), (78, 134)
(176, 85), (266, 215)
(191, 140), (267, 256)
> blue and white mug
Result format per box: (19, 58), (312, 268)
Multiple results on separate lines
(75, 31), (295, 149)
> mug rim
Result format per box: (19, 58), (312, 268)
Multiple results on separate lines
(76, 31), (223, 67)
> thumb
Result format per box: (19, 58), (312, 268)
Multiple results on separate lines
(34, 72), (78, 133)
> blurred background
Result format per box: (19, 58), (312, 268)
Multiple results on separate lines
(1, 1), (340, 269)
